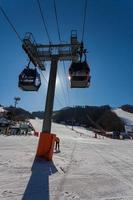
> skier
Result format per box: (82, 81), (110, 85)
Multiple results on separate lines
(55, 136), (60, 152)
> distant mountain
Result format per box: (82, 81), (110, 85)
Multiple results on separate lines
(5, 106), (34, 121)
(120, 104), (133, 114)
(32, 110), (60, 119)
(1, 104), (132, 132)
(32, 111), (44, 119)
(52, 105), (124, 132)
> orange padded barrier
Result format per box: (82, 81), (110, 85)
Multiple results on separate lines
(36, 132), (56, 161)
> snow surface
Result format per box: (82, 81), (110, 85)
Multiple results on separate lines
(114, 108), (133, 125)
(0, 107), (6, 113)
(1, 120), (133, 200)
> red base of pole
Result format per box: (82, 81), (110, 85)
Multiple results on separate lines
(36, 132), (56, 161)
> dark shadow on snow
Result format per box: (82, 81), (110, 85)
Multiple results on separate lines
(22, 157), (58, 200)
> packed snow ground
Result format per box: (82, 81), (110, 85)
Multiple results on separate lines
(1, 121), (133, 200)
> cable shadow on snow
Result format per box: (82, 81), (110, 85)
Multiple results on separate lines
(22, 157), (58, 200)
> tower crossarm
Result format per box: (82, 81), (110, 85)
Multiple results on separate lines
(22, 31), (82, 69)
(22, 32), (45, 70)
(36, 42), (81, 62)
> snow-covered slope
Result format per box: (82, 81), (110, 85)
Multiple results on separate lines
(114, 108), (133, 125)
(30, 119), (95, 137)
(0, 106), (6, 113)
(1, 121), (133, 199)
(30, 118), (43, 132)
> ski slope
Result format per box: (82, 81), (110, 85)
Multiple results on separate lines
(114, 108), (133, 125)
(0, 121), (133, 199)
(0, 106), (6, 113)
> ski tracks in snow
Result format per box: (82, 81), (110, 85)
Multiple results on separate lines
(53, 141), (79, 200)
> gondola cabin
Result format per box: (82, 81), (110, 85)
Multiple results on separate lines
(69, 61), (91, 88)
(18, 67), (41, 91)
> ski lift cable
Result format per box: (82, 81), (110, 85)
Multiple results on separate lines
(57, 71), (68, 106)
(37, 0), (68, 106)
(0, 5), (22, 42)
(81, 0), (88, 42)
(53, 0), (68, 106)
(37, 0), (52, 44)
(39, 69), (65, 108)
(0, 4), (64, 108)
(53, 0), (61, 41)
(62, 61), (71, 106)
(37, 0), (68, 107)
(53, 0), (71, 106)
(36, 0), (65, 107)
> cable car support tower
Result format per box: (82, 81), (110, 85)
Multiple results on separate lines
(22, 31), (82, 160)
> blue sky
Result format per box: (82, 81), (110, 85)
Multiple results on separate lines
(0, 0), (133, 112)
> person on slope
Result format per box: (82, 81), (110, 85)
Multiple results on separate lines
(55, 136), (60, 152)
